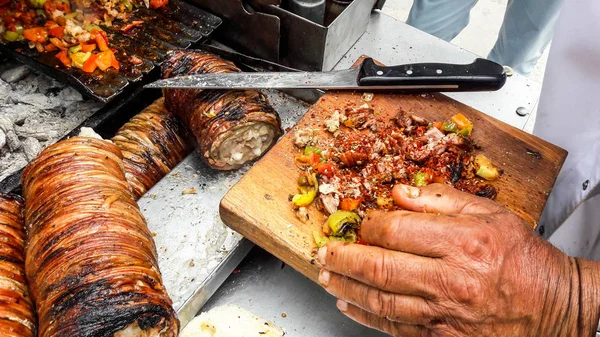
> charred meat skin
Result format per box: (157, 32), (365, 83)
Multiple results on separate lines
(21, 137), (179, 337)
(0, 194), (36, 337)
(112, 97), (194, 199)
(162, 51), (283, 170)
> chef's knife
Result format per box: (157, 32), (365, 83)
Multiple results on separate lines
(145, 58), (507, 92)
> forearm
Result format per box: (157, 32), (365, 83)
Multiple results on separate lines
(575, 258), (600, 337)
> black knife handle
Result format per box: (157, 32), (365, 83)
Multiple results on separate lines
(357, 58), (507, 92)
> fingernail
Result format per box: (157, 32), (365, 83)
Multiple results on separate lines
(402, 184), (421, 199)
(337, 300), (348, 312)
(318, 246), (327, 265)
(319, 269), (330, 287)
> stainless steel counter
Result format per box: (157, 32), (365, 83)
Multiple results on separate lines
(200, 10), (543, 337)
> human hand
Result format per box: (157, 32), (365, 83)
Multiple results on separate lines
(318, 183), (600, 337)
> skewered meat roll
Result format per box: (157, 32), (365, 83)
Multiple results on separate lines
(0, 194), (36, 337)
(112, 98), (194, 199)
(21, 137), (179, 337)
(162, 51), (283, 170)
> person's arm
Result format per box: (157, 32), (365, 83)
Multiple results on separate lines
(317, 183), (600, 337)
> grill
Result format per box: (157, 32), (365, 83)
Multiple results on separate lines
(0, 0), (221, 102)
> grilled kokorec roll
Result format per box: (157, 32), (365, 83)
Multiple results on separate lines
(21, 137), (179, 337)
(162, 51), (283, 170)
(0, 194), (36, 337)
(112, 98), (194, 199)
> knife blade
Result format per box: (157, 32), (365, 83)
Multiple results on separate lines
(145, 58), (507, 92)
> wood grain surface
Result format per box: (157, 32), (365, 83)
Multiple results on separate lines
(220, 70), (567, 283)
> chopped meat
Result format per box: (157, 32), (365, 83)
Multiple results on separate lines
(319, 193), (339, 215)
(294, 128), (316, 148)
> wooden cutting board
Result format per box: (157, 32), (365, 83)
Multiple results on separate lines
(220, 64), (567, 283)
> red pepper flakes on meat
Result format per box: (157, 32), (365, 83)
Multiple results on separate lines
(292, 106), (501, 246)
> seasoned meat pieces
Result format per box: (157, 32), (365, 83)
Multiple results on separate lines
(21, 137), (179, 337)
(112, 97), (194, 199)
(0, 194), (36, 337)
(162, 51), (283, 170)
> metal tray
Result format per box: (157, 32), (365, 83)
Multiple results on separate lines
(0, 0), (221, 102)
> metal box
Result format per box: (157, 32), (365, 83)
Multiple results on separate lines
(190, 0), (385, 71)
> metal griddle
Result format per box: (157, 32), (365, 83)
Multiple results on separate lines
(0, 0), (221, 102)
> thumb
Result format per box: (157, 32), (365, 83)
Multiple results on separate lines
(392, 183), (505, 215)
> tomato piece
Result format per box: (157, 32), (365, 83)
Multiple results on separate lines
(149, 0), (168, 9)
(431, 121), (444, 132)
(48, 26), (64, 38)
(80, 43), (96, 52)
(45, 43), (57, 51)
(340, 198), (362, 212)
(55, 50), (71, 67)
(95, 51), (119, 71)
(23, 27), (47, 43)
(82, 53), (98, 73)
(93, 31), (109, 51)
(95, 51), (111, 71)
(314, 162), (334, 177)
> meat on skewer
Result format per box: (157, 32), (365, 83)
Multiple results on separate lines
(0, 193), (36, 337)
(112, 97), (194, 199)
(21, 136), (179, 337)
(162, 51), (283, 170)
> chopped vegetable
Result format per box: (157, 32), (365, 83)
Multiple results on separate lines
(304, 146), (322, 156)
(327, 210), (361, 236)
(64, 12), (78, 20)
(70, 51), (91, 68)
(411, 171), (429, 187)
(82, 53), (98, 72)
(121, 0), (132, 11)
(80, 43), (96, 52)
(48, 26), (64, 38)
(93, 30), (109, 51)
(55, 49), (70, 66)
(29, 0), (46, 8)
(314, 163), (334, 177)
(3, 31), (22, 42)
(95, 50), (119, 71)
(474, 154), (499, 181)
(451, 113), (473, 132)
(292, 173), (318, 207)
(431, 121), (444, 132)
(340, 197), (361, 211)
(442, 121), (459, 133)
(292, 190), (316, 208)
(313, 232), (330, 248)
(296, 153), (321, 165)
(149, 0), (168, 9)
(67, 44), (81, 55)
(313, 231), (358, 248)
(23, 27), (47, 43)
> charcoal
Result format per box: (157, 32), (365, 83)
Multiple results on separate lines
(0, 129), (6, 151)
(16, 74), (39, 94)
(0, 64), (99, 182)
(15, 125), (59, 141)
(1, 65), (30, 83)
(22, 137), (42, 161)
